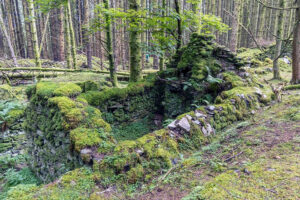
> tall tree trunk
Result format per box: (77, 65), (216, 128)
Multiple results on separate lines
(129, 0), (142, 82)
(273, 0), (284, 80)
(174, 0), (182, 53)
(83, 0), (92, 68)
(104, 0), (118, 86)
(22, 0), (33, 58)
(159, 0), (166, 71)
(28, 0), (41, 68)
(14, 0), (25, 58)
(0, 8), (18, 66)
(292, 0), (300, 84)
(229, 0), (240, 53)
(64, 6), (72, 69)
(50, 8), (65, 61)
(67, 0), (77, 69)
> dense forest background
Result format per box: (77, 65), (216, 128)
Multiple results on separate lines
(0, 0), (296, 70)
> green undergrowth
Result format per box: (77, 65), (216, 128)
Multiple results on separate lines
(111, 116), (154, 141)
(6, 167), (95, 200)
(184, 144), (300, 200)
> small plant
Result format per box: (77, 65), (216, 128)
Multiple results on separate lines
(0, 100), (24, 131)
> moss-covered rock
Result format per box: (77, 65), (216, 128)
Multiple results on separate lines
(24, 82), (112, 182)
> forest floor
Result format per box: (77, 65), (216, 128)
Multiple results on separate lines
(124, 90), (300, 200)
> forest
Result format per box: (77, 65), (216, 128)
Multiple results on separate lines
(0, 0), (300, 199)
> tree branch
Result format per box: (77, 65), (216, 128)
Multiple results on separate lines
(254, 0), (299, 10)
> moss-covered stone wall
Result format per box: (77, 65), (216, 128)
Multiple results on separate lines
(24, 82), (113, 182)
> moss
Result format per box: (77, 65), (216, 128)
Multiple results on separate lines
(7, 109), (24, 126)
(79, 82), (153, 107)
(127, 164), (144, 183)
(284, 84), (300, 91)
(53, 83), (82, 97)
(222, 71), (245, 88)
(70, 127), (103, 152)
(35, 82), (60, 99)
(77, 81), (99, 93)
(186, 152), (300, 199)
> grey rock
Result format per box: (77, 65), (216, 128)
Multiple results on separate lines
(202, 127), (208, 136)
(136, 149), (144, 155)
(177, 117), (191, 132)
(192, 120), (201, 126)
(186, 115), (193, 120)
(282, 57), (291, 65)
(195, 111), (206, 118)
(168, 120), (177, 129)
(207, 105), (215, 111)
(80, 148), (92, 155)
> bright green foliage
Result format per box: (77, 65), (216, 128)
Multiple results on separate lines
(0, 100), (25, 130)
(6, 167), (95, 200)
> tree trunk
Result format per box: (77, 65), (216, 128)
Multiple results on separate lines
(0, 8), (18, 66)
(67, 0), (77, 69)
(64, 6), (72, 69)
(83, 0), (92, 68)
(28, 0), (41, 68)
(273, 0), (284, 80)
(229, 0), (240, 53)
(22, 0), (33, 58)
(50, 8), (65, 61)
(104, 0), (118, 86)
(292, 0), (300, 84)
(129, 0), (142, 82)
(174, 0), (182, 53)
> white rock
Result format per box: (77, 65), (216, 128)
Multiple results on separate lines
(177, 117), (191, 132)
(167, 120), (177, 129)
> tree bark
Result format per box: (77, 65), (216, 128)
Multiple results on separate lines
(50, 8), (65, 61)
(64, 6), (72, 69)
(229, 0), (240, 53)
(174, 0), (182, 53)
(129, 0), (142, 82)
(273, 0), (284, 80)
(28, 0), (41, 68)
(83, 0), (92, 68)
(104, 0), (118, 86)
(0, 8), (18, 66)
(67, 0), (77, 69)
(292, 0), (300, 84)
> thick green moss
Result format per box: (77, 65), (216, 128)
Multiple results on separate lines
(79, 82), (153, 107)
(53, 83), (82, 97)
(222, 71), (245, 88)
(285, 84), (300, 91)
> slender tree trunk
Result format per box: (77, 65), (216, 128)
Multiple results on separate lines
(22, 0), (33, 58)
(28, 0), (41, 68)
(129, 0), (142, 82)
(174, 0), (182, 53)
(67, 0), (77, 69)
(229, 0), (240, 53)
(50, 8), (65, 61)
(64, 6), (72, 69)
(104, 0), (118, 86)
(273, 0), (284, 80)
(292, 0), (300, 84)
(159, 0), (166, 71)
(0, 8), (18, 66)
(83, 0), (92, 68)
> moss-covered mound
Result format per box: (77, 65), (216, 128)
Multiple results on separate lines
(24, 81), (113, 182)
